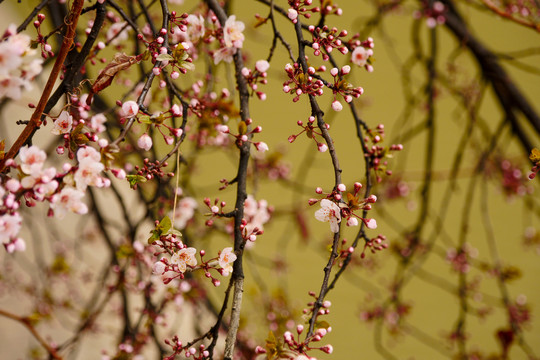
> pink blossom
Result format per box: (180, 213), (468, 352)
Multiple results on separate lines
(254, 142), (269, 153)
(77, 146), (101, 163)
(219, 247), (237, 276)
(347, 217), (359, 226)
(223, 15), (245, 48)
(74, 148), (105, 190)
(213, 46), (236, 64)
(107, 22), (129, 45)
(50, 186), (88, 219)
(152, 261), (166, 275)
(170, 247), (197, 273)
(171, 103), (182, 116)
(90, 113), (107, 133)
(288, 9), (298, 21)
(255, 60), (270, 73)
(19, 145), (46, 176)
(332, 100), (343, 112)
(51, 110), (73, 135)
(171, 197), (198, 230)
(314, 199), (341, 233)
(0, 213), (22, 244)
(243, 195), (271, 234)
(138, 133), (153, 151)
(318, 143), (328, 152)
(351, 46), (370, 67)
(365, 218), (377, 229)
(185, 15), (205, 43)
(122, 100), (139, 117)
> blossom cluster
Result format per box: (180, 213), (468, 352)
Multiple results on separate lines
(312, 182), (378, 233)
(0, 24), (43, 100)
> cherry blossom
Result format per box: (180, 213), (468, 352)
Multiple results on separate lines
(89, 113), (107, 133)
(170, 247), (197, 273)
(185, 14), (205, 43)
(243, 195), (271, 234)
(74, 147), (105, 190)
(19, 145), (46, 176)
(0, 213), (22, 244)
(213, 46), (235, 64)
(255, 60), (270, 73)
(223, 15), (245, 49)
(254, 142), (269, 153)
(351, 46), (371, 67)
(50, 186), (88, 219)
(314, 199), (341, 233)
(171, 197), (198, 230)
(106, 22), (129, 45)
(218, 247), (237, 276)
(51, 110), (73, 135)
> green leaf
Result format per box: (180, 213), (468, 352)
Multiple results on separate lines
(126, 174), (147, 189)
(148, 216), (176, 244)
(156, 53), (174, 61)
(315, 320), (330, 330)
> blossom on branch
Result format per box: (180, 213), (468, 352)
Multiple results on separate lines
(51, 111), (73, 135)
(223, 15), (245, 49)
(218, 247), (237, 276)
(170, 247), (198, 273)
(315, 199), (341, 233)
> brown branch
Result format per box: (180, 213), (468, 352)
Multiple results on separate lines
(0, 0), (85, 173)
(0, 308), (63, 360)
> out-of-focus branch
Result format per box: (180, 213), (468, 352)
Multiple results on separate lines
(442, 0), (540, 155)
(0, 308), (63, 360)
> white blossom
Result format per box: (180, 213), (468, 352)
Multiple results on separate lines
(314, 199), (341, 233)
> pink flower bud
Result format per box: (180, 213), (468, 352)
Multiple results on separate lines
(138, 133), (153, 151)
(318, 143), (328, 152)
(287, 9), (298, 20)
(255, 142), (269, 152)
(337, 183), (346, 192)
(332, 100), (343, 112)
(347, 217), (359, 226)
(255, 60), (270, 72)
(365, 218), (377, 229)
(330, 67), (338, 76)
(122, 101), (139, 117)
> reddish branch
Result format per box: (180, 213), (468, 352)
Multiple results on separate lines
(0, 0), (85, 173)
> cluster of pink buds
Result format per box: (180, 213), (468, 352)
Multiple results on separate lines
(133, 158), (174, 184)
(241, 60), (270, 100)
(33, 13), (54, 59)
(215, 118), (268, 152)
(255, 293), (333, 358)
(361, 234), (388, 258)
(329, 65), (364, 108)
(287, 0), (343, 23)
(286, 0), (318, 23)
(288, 115), (330, 153)
(414, 0), (447, 28)
(363, 124), (403, 182)
(163, 337), (212, 359)
(309, 25), (349, 60)
(446, 246), (474, 274)
(203, 197), (227, 226)
(169, 11), (190, 33)
(283, 63), (324, 101)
